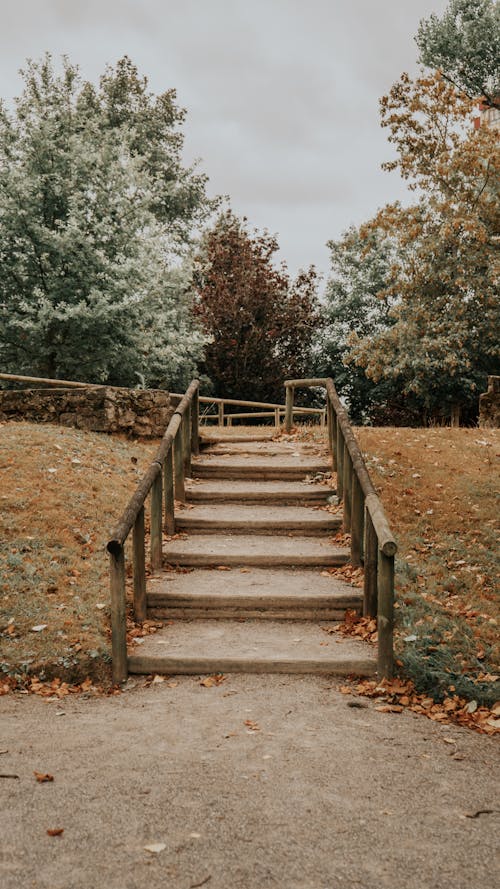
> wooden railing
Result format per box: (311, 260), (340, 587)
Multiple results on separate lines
(171, 392), (325, 428)
(106, 380), (199, 684)
(285, 378), (397, 678)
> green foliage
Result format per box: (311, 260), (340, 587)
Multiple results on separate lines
(395, 570), (499, 707)
(0, 55), (211, 387)
(193, 211), (321, 402)
(350, 73), (500, 422)
(416, 0), (500, 105)
(317, 225), (422, 424)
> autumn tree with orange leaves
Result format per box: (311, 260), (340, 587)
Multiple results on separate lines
(348, 71), (499, 423)
(193, 212), (320, 403)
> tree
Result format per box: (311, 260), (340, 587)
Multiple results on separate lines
(193, 212), (320, 403)
(0, 55), (212, 387)
(416, 0), (500, 107)
(316, 225), (420, 424)
(350, 72), (500, 422)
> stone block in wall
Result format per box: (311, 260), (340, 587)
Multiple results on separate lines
(479, 376), (500, 428)
(0, 387), (173, 438)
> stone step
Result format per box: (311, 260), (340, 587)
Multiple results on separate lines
(127, 619), (376, 677)
(147, 568), (361, 620)
(192, 455), (331, 481)
(186, 479), (333, 506)
(200, 431), (275, 445)
(203, 441), (327, 458)
(175, 504), (341, 536)
(163, 534), (349, 568)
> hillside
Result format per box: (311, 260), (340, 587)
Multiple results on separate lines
(0, 422), (498, 709)
(0, 422), (157, 684)
(356, 427), (499, 705)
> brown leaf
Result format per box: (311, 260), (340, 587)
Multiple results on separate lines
(200, 674), (226, 688)
(34, 771), (54, 783)
(47, 828), (64, 836)
(244, 719), (260, 732)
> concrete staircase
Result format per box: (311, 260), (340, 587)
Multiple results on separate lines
(128, 431), (376, 677)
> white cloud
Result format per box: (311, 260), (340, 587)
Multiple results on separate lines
(0, 0), (448, 276)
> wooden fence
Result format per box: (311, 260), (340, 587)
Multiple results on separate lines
(0, 373), (326, 429)
(106, 380), (199, 683)
(285, 377), (397, 678)
(171, 392), (325, 428)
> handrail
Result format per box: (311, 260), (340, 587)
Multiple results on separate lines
(0, 372), (99, 388)
(171, 390), (325, 428)
(284, 377), (397, 678)
(171, 391), (323, 412)
(106, 379), (199, 684)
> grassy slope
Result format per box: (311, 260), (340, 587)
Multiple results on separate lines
(1, 422), (498, 704)
(0, 422), (157, 682)
(356, 427), (499, 705)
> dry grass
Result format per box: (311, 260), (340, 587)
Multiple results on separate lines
(0, 422), (157, 683)
(356, 427), (499, 704)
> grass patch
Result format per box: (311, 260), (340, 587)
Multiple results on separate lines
(356, 427), (499, 706)
(0, 422), (157, 683)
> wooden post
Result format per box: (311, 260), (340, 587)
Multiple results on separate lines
(164, 448), (175, 535)
(363, 510), (378, 618)
(350, 473), (364, 567)
(191, 389), (199, 457)
(320, 408), (326, 427)
(343, 445), (352, 532)
(336, 424), (344, 500)
(274, 407), (280, 430)
(285, 386), (294, 433)
(109, 545), (127, 684)
(133, 506), (147, 622)
(218, 402), (224, 427)
(183, 407), (191, 477)
(377, 550), (395, 678)
(331, 410), (337, 473)
(150, 471), (163, 572)
(174, 426), (185, 502)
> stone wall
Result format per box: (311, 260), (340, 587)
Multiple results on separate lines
(0, 387), (173, 438)
(479, 376), (500, 428)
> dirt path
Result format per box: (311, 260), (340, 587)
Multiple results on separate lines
(1, 676), (498, 889)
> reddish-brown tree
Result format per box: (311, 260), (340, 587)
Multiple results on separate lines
(193, 212), (320, 402)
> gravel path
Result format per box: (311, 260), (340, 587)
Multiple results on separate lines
(1, 675), (498, 889)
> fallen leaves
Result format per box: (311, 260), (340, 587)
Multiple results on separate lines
(1, 675), (104, 698)
(244, 719), (260, 732)
(323, 610), (378, 644)
(126, 617), (163, 647)
(339, 677), (500, 734)
(47, 828), (64, 837)
(200, 674), (226, 688)
(34, 771), (54, 783)
(319, 565), (364, 587)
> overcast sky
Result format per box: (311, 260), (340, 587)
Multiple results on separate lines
(1, 0), (447, 280)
